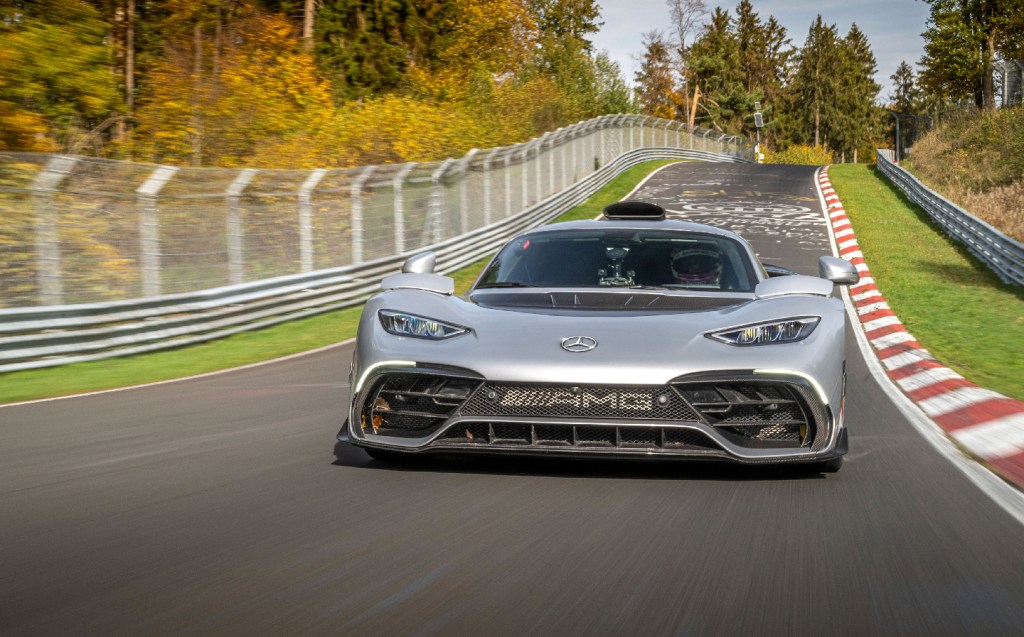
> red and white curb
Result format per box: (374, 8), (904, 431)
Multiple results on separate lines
(818, 167), (1024, 489)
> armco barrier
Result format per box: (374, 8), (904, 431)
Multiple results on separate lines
(876, 149), (1024, 286)
(0, 147), (747, 372)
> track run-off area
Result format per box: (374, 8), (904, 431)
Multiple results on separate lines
(2, 163), (1023, 636)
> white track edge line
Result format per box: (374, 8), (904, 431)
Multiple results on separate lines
(815, 167), (1024, 525)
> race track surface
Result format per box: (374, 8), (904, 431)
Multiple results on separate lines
(3, 163), (1023, 636)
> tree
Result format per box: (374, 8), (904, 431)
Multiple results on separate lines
(634, 31), (677, 118)
(920, 0), (1024, 109)
(528, 0), (602, 48)
(0, 0), (121, 151)
(593, 52), (636, 115)
(835, 24), (880, 162)
(790, 15), (841, 148)
(733, 2), (792, 143)
(890, 60), (921, 112)
(315, 0), (453, 99)
(688, 6), (755, 133)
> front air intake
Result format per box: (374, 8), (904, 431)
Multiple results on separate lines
(361, 373), (481, 435)
(673, 379), (819, 448)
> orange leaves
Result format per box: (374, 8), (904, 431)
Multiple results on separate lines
(330, 95), (498, 167)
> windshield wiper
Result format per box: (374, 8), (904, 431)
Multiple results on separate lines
(474, 282), (536, 289)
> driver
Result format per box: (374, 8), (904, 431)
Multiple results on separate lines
(670, 246), (722, 286)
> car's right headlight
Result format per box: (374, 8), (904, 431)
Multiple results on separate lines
(707, 317), (820, 346)
(378, 310), (469, 340)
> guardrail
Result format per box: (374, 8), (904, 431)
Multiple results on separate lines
(0, 147), (748, 372)
(876, 149), (1024, 286)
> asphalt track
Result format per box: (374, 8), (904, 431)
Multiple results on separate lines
(3, 164), (1023, 636)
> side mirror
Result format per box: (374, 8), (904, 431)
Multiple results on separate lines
(818, 256), (859, 285)
(402, 251), (436, 274)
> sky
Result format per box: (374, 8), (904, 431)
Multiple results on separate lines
(591, 0), (933, 100)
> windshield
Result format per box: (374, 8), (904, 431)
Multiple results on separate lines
(476, 229), (757, 292)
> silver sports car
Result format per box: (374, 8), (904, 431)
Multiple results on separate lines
(340, 201), (858, 471)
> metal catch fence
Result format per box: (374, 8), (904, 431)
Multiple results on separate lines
(1, 114), (749, 309)
(0, 120), (749, 372)
(876, 150), (1023, 287)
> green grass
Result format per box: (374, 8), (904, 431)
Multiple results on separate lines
(829, 164), (1024, 400)
(0, 160), (678, 404)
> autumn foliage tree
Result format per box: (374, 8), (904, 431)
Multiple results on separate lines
(0, 0), (634, 167)
(0, 0), (119, 151)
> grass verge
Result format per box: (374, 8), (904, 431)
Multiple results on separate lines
(829, 164), (1024, 400)
(0, 160), (677, 405)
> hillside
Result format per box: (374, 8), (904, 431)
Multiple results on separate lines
(903, 108), (1024, 242)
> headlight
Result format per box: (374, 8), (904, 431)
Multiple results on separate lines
(707, 317), (819, 346)
(378, 310), (469, 340)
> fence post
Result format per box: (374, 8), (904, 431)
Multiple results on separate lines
(430, 159), (455, 244)
(520, 144), (530, 206)
(298, 168), (327, 273)
(30, 155), (79, 305)
(482, 149), (498, 225)
(571, 128), (579, 183)
(548, 131), (559, 196)
(226, 168), (258, 285)
(535, 136), (545, 204)
(350, 166), (376, 265)
(393, 162), (416, 254)
(504, 152), (513, 217)
(559, 130), (568, 191)
(136, 165), (178, 297)
(458, 149), (479, 235)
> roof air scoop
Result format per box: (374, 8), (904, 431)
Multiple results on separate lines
(603, 201), (666, 220)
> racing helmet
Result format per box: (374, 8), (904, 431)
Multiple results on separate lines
(670, 245), (722, 285)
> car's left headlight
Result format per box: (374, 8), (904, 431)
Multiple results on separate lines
(707, 317), (819, 346)
(379, 310), (469, 340)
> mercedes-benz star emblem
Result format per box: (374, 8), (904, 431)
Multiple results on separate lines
(560, 336), (598, 353)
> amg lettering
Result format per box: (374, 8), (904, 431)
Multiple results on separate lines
(499, 388), (653, 412)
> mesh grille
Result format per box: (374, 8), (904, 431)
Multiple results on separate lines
(436, 423), (719, 452)
(536, 425), (574, 446)
(713, 404), (803, 425)
(362, 373), (480, 434)
(726, 424), (803, 442)
(664, 429), (717, 448)
(461, 384), (698, 421)
(675, 380), (813, 447)
(576, 427), (616, 447)
(492, 424), (531, 443)
(619, 427), (659, 447)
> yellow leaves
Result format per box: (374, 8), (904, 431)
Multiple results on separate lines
(329, 95), (497, 167)
(125, 1), (597, 169)
(764, 144), (834, 166)
(0, 105), (56, 152)
(439, 0), (538, 75)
